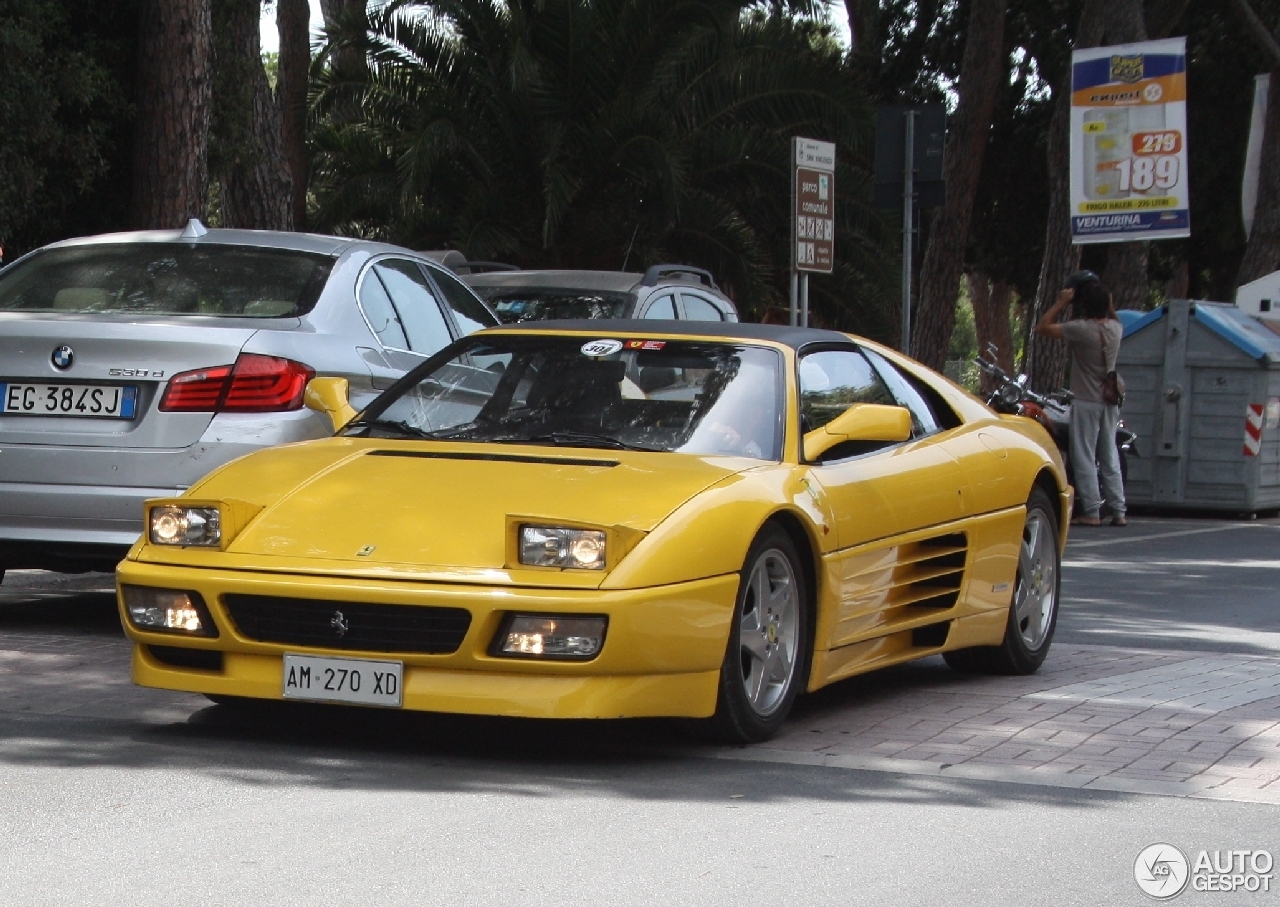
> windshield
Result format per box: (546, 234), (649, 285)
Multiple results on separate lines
(474, 288), (634, 323)
(0, 243), (334, 317)
(346, 334), (785, 459)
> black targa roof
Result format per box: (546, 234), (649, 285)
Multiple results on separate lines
(485, 319), (855, 351)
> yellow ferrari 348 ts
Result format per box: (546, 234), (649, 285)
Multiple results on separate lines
(117, 321), (1071, 742)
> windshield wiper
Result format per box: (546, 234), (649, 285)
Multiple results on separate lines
(341, 418), (435, 440)
(490, 431), (661, 452)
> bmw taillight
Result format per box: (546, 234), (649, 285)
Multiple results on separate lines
(159, 354), (315, 413)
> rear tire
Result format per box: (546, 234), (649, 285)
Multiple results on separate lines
(710, 524), (811, 744)
(944, 486), (1060, 675)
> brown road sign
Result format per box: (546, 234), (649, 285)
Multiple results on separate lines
(796, 166), (834, 273)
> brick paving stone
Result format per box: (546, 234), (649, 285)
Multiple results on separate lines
(4, 623), (1280, 804)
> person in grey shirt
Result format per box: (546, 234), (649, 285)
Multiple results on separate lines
(1035, 271), (1126, 527)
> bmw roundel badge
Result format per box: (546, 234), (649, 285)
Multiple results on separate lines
(51, 345), (74, 370)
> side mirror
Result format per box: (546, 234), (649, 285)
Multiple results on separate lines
(304, 377), (358, 433)
(803, 404), (912, 462)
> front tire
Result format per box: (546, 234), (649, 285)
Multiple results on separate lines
(944, 486), (1060, 675)
(710, 524), (811, 743)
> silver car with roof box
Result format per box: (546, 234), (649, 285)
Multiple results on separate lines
(460, 264), (739, 324)
(0, 220), (497, 575)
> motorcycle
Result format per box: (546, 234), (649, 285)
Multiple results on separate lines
(974, 344), (1138, 486)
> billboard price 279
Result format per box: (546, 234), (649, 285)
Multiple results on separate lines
(1069, 37), (1189, 244)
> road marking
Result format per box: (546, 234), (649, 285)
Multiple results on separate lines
(1068, 522), (1280, 549)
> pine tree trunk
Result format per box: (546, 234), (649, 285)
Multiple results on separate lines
(910, 0), (1007, 371)
(1238, 66), (1280, 285)
(970, 273), (1014, 394)
(1104, 241), (1150, 308)
(131, 0), (212, 229)
(320, 0), (368, 77)
(278, 0), (310, 230)
(213, 0), (292, 230)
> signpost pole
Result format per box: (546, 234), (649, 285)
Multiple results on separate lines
(789, 271), (798, 326)
(800, 273), (810, 327)
(901, 109), (916, 357)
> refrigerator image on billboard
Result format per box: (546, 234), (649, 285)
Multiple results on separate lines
(1070, 37), (1189, 244)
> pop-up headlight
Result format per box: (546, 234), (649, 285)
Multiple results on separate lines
(149, 505), (221, 547)
(519, 525), (606, 570)
(121, 585), (217, 636)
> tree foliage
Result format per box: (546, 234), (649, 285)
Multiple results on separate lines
(0, 0), (136, 256)
(310, 0), (897, 332)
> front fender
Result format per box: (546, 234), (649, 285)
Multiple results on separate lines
(602, 465), (826, 590)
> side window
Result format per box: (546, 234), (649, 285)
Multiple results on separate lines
(681, 292), (724, 321)
(863, 348), (939, 436)
(426, 264), (498, 335)
(798, 349), (895, 433)
(642, 293), (677, 319)
(373, 259), (454, 355)
(358, 269), (409, 349)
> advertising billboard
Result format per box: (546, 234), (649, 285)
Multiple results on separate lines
(1070, 37), (1189, 244)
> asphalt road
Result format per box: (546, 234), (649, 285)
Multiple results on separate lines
(0, 515), (1277, 907)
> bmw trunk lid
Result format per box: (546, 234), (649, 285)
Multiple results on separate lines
(0, 314), (265, 449)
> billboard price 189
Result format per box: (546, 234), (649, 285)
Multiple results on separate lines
(1069, 37), (1189, 244)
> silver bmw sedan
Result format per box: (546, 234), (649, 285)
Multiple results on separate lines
(0, 221), (498, 576)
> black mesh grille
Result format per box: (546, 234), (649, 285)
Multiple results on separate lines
(222, 594), (471, 654)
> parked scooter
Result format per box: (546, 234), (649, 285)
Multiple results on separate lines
(974, 344), (1138, 484)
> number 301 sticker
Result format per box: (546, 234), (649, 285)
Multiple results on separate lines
(580, 339), (623, 357)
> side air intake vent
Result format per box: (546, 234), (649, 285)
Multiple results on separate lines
(828, 532), (970, 649)
(902, 533), (968, 610)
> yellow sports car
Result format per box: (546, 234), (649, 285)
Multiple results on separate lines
(117, 321), (1070, 742)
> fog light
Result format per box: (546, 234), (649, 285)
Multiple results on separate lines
(121, 586), (217, 637)
(149, 505), (221, 547)
(496, 615), (607, 659)
(519, 525), (607, 569)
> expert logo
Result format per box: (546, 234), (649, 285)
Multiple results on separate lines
(1135, 844), (1190, 899)
(1135, 844), (1275, 898)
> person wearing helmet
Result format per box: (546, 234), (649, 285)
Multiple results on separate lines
(1034, 270), (1127, 527)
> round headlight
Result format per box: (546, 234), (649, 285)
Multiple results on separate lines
(569, 533), (605, 569)
(151, 507), (186, 544)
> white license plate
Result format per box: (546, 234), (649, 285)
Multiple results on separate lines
(282, 653), (403, 707)
(1, 382), (138, 419)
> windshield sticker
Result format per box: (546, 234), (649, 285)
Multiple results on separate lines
(624, 340), (666, 350)
(580, 339), (624, 357)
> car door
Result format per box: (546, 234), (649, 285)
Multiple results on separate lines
(798, 346), (968, 654)
(421, 262), (499, 335)
(356, 257), (456, 384)
(678, 291), (726, 322)
(639, 292), (677, 320)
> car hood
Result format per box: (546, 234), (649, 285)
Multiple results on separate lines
(151, 438), (753, 584)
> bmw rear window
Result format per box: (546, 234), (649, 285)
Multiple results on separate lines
(0, 243), (334, 317)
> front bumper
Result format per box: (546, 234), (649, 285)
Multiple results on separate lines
(117, 560), (738, 719)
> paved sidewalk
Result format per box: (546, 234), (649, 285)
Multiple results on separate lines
(723, 643), (1280, 806)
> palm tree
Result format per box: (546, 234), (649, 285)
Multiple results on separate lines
(310, 0), (895, 332)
